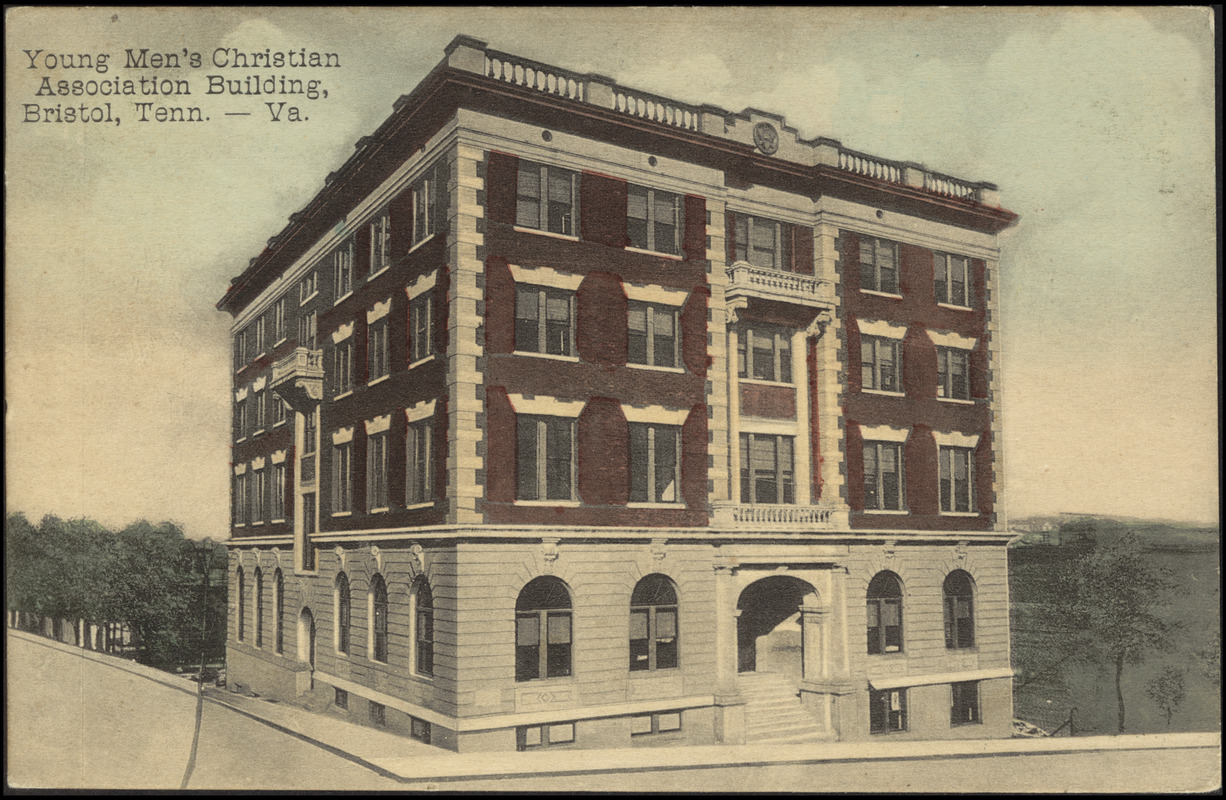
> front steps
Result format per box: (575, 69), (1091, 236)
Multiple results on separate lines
(738, 671), (828, 745)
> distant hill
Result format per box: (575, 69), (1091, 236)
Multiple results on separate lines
(1011, 514), (1219, 553)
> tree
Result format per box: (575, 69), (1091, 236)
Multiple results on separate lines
(1144, 666), (1186, 729)
(1076, 531), (1176, 733)
(1198, 632), (1220, 688)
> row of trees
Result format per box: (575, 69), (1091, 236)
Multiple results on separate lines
(1013, 521), (1219, 733)
(5, 513), (227, 670)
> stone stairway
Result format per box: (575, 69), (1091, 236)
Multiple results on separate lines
(738, 671), (828, 745)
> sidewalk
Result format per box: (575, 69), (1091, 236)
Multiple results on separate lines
(10, 628), (1221, 790)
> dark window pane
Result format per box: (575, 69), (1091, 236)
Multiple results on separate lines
(629, 425), (649, 502)
(628, 305), (648, 364)
(517, 418), (539, 500)
(516, 289), (539, 352)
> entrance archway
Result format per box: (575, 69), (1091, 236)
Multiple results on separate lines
(736, 576), (818, 684)
(297, 607), (316, 688)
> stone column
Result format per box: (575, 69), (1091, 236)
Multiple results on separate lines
(713, 564), (745, 744)
(726, 324), (742, 503)
(792, 328), (811, 506)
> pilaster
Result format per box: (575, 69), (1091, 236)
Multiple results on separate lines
(705, 200), (731, 504)
(812, 222), (846, 508)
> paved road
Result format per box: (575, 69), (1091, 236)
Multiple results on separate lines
(6, 633), (402, 790)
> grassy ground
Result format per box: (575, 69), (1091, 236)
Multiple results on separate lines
(1010, 523), (1220, 735)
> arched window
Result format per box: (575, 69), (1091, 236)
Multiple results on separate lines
(866, 571), (903, 654)
(335, 572), (351, 655)
(254, 567), (264, 648)
(943, 570), (975, 649)
(236, 566), (245, 642)
(273, 569), (284, 654)
(630, 575), (679, 671)
(413, 579), (434, 677)
(370, 574), (388, 662)
(515, 577), (572, 682)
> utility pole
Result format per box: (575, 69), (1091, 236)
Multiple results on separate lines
(181, 539), (215, 789)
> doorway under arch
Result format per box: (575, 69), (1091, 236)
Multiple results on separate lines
(297, 607), (316, 681)
(736, 576), (819, 684)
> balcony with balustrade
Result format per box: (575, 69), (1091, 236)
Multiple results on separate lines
(710, 501), (848, 532)
(725, 261), (835, 312)
(269, 347), (324, 412)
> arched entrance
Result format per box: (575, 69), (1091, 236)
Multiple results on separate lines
(297, 607), (316, 689)
(736, 576), (818, 684)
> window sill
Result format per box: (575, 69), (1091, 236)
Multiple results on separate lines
(937, 396), (975, 405)
(626, 502), (685, 509)
(368, 374), (391, 388)
(273, 420), (287, 428)
(861, 289), (903, 300)
(271, 518), (286, 524)
(409, 233), (436, 254)
(625, 245), (683, 261)
(515, 500), (581, 508)
(627, 362), (684, 374)
(236, 437), (247, 444)
(513, 226), (579, 243)
(300, 290), (319, 307)
(739, 377), (793, 388)
(253, 428), (266, 437)
(234, 523), (246, 529)
(334, 390), (354, 401)
(252, 521), (265, 527)
(334, 291), (354, 307)
(331, 511), (353, 518)
(937, 302), (974, 312)
(409, 354), (436, 370)
(274, 337), (288, 348)
(940, 511), (980, 517)
(861, 389), (905, 398)
(369, 507), (389, 515)
(513, 351), (580, 363)
(369, 264), (392, 281)
(404, 501), (435, 511)
(863, 509), (910, 515)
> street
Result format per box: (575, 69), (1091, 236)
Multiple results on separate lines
(6, 632), (402, 790)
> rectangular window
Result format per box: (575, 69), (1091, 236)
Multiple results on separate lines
(863, 441), (905, 511)
(413, 161), (447, 245)
(334, 240), (354, 300)
(409, 293), (433, 363)
(937, 348), (970, 400)
(302, 492), (317, 540)
(272, 297), (287, 343)
(254, 391), (266, 432)
(252, 468), (267, 524)
(631, 711), (683, 737)
(517, 416), (576, 501)
(332, 442), (352, 514)
(516, 160), (579, 236)
(739, 433), (795, 504)
(939, 447), (975, 513)
(298, 310), (317, 350)
(366, 433), (388, 511)
(235, 398), (248, 441)
(334, 687), (348, 710)
(737, 325), (793, 383)
(629, 424), (681, 504)
(333, 339), (353, 395)
(253, 316), (266, 356)
(370, 211), (392, 273)
(233, 473), (248, 526)
(410, 717), (432, 744)
(299, 270), (317, 304)
(369, 701), (385, 727)
(234, 329), (247, 371)
(406, 421), (434, 505)
(302, 409), (317, 483)
(627, 302), (679, 368)
(935, 253), (971, 307)
(861, 336), (902, 392)
(515, 286), (575, 356)
(368, 319), (389, 381)
(860, 237), (899, 294)
(951, 681), (981, 725)
(870, 688), (907, 734)
(517, 722), (575, 751)
(272, 396), (287, 427)
(732, 213), (794, 271)
(271, 463), (286, 521)
(627, 184), (681, 255)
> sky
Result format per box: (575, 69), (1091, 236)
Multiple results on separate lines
(5, 7), (1218, 538)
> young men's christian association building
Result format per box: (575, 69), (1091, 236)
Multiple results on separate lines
(218, 36), (1019, 752)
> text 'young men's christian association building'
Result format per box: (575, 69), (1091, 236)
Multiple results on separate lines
(218, 35), (1018, 752)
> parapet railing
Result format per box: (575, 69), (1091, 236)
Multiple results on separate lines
(711, 502), (842, 530)
(467, 42), (997, 204)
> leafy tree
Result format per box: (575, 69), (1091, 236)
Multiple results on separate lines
(1198, 632), (1220, 688)
(1144, 666), (1186, 729)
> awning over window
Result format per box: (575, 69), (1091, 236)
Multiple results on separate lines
(868, 667), (1014, 690)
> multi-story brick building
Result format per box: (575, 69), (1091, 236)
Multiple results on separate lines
(218, 35), (1018, 752)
